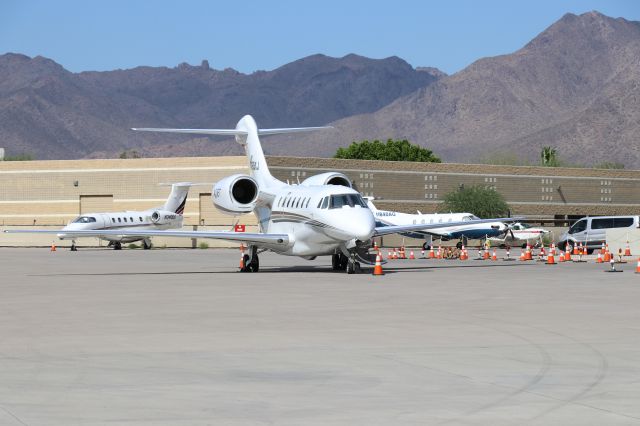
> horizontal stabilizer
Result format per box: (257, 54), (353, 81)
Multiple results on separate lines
(132, 127), (332, 136)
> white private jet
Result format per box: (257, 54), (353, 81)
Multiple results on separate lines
(367, 198), (513, 249)
(59, 182), (195, 250)
(6, 115), (516, 274)
(487, 222), (550, 248)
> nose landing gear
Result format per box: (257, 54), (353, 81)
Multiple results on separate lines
(332, 252), (361, 274)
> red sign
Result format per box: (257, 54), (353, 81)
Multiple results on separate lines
(234, 224), (246, 232)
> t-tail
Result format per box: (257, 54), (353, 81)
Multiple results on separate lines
(161, 183), (192, 214)
(133, 115), (331, 189)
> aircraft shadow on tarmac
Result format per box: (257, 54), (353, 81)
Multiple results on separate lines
(30, 262), (526, 277)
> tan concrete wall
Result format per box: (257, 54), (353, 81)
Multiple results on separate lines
(268, 157), (640, 216)
(1, 155), (639, 247)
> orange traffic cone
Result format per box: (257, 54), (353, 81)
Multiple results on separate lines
(372, 253), (385, 276)
(525, 245), (532, 261)
(596, 251), (603, 263)
(429, 247), (435, 259)
(564, 246), (572, 262)
(550, 243), (556, 256)
(409, 251), (415, 260)
(50, 243), (56, 252)
(239, 244), (245, 270)
(491, 249), (497, 261)
(573, 243), (579, 255)
(625, 241), (632, 257)
(483, 246), (490, 260)
(546, 251), (556, 265)
(519, 249), (525, 261)
(635, 257), (640, 274)
(437, 246), (443, 259)
(460, 245), (467, 260)
(604, 249), (611, 262)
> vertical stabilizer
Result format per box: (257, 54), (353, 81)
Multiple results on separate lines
(162, 183), (191, 214)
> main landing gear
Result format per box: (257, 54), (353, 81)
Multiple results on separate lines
(113, 242), (122, 250)
(240, 246), (260, 272)
(143, 239), (152, 250)
(70, 240), (78, 251)
(332, 252), (361, 274)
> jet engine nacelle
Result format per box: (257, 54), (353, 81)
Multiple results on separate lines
(212, 174), (259, 215)
(300, 172), (352, 188)
(150, 210), (180, 225)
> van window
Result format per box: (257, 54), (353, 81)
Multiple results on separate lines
(614, 217), (634, 228)
(592, 218), (614, 229)
(569, 219), (587, 234)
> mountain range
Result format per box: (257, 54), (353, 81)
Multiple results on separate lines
(1, 11), (639, 168)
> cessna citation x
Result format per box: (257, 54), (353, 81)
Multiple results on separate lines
(6, 115), (514, 274)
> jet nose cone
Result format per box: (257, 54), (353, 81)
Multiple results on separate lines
(352, 209), (376, 241)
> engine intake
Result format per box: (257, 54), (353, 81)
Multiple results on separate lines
(150, 210), (180, 225)
(300, 172), (352, 188)
(212, 174), (259, 215)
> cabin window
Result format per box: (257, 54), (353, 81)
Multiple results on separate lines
(139, 217), (143, 222)
(130, 217), (134, 222)
(118, 218), (122, 223)
(296, 197), (301, 208)
(112, 218), (115, 223)
(124, 217), (128, 222)
(305, 198), (310, 208)
(317, 199), (323, 208)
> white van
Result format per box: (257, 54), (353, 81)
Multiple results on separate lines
(558, 216), (639, 253)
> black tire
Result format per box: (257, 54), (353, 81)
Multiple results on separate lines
(422, 242), (431, 251)
(250, 255), (259, 273)
(332, 254), (341, 271)
(143, 239), (152, 250)
(114, 242), (122, 250)
(339, 254), (349, 270)
(354, 262), (361, 274)
(522, 243), (527, 249)
(346, 261), (355, 274)
(456, 241), (463, 249)
(241, 254), (251, 272)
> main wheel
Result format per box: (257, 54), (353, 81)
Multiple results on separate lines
(346, 261), (355, 274)
(456, 241), (463, 249)
(249, 255), (260, 273)
(114, 242), (122, 250)
(143, 239), (152, 250)
(241, 254), (251, 272)
(354, 262), (361, 274)
(332, 254), (341, 271)
(422, 242), (431, 251)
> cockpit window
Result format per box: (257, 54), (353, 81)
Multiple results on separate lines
(72, 216), (97, 223)
(320, 197), (329, 209)
(329, 194), (368, 209)
(462, 215), (481, 221)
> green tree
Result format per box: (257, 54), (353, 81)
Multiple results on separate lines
(3, 153), (34, 161)
(119, 149), (141, 159)
(439, 185), (509, 218)
(334, 139), (441, 163)
(540, 146), (559, 167)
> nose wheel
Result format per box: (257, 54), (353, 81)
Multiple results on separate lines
(70, 240), (78, 251)
(332, 252), (361, 274)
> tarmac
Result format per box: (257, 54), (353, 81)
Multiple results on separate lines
(1, 247), (640, 425)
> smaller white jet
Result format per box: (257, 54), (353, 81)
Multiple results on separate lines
(59, 182), (196, 251)
(487, 222), (550, 248)
(366, 198), (513, 249)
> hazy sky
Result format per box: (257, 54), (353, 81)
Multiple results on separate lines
(1, 0), (638, 74)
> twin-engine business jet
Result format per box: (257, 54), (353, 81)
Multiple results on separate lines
(6, 115), (514, 273)
(367, 198), (511, 249)
(43, 183), (192, 250)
